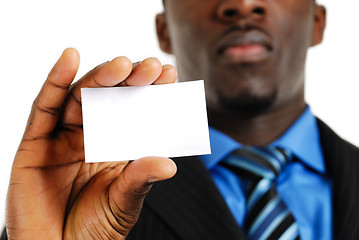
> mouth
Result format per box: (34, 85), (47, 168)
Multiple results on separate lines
(216, 30), (273, 65)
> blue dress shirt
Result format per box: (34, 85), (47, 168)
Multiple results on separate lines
(201, 107), (332, 240)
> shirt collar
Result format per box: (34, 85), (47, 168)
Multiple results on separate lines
(201, 106), (325, 174)
(201, 127), (242, 169)
(271, 106), (325, 173)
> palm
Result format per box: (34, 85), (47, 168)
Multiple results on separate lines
(6, 49), (177, 240)
(11, 119), (120, 238)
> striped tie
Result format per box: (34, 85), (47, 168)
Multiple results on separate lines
(221, 146), (300, 240)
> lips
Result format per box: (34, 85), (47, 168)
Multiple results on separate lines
(216, 29), (273, 64)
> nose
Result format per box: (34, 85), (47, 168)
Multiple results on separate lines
(217, 0), (267, 22)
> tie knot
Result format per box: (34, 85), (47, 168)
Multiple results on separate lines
(223, 146), (293, 180)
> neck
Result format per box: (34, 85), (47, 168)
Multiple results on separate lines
(207, 96), (306, 146)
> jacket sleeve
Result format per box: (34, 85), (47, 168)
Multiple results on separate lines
(1, 228), (7, 240)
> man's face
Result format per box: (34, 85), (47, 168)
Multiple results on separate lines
(157, 0), (326, 115)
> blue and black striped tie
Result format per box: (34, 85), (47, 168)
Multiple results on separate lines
(222, 146), (300, 240)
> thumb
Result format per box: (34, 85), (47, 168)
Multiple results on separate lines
(108, 157), (177, 233)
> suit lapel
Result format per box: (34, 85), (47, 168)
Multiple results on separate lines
(144, 156), (246, 239)
(317, 119), (359, 239)
(142, 119), (359, 239)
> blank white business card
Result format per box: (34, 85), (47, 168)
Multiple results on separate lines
(81, 80), (211, 163)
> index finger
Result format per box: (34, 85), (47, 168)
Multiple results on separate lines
(60, 56), (134, 126)
(61, 57), (167, 126)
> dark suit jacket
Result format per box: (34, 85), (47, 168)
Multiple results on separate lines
(126, 119), (359, 240)
(2, 119), (359, 239)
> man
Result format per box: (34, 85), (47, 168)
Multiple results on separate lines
(2, 1), (359, 240)
(127, 1), (359, 239)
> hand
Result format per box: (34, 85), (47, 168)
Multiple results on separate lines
(5, 48), (178, 240)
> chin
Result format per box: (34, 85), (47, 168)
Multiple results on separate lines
(218, 90), (277, 116)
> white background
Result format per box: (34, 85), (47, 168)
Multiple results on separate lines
(0, 0), (358, 228)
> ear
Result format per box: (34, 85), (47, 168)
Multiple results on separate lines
(156, 13), (173, 54)
(311, 5), (326, 46)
